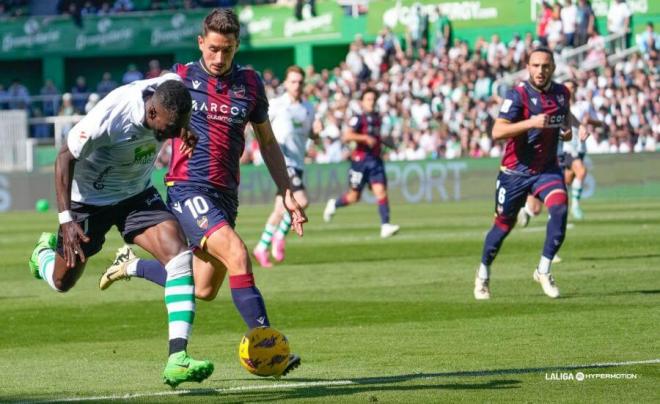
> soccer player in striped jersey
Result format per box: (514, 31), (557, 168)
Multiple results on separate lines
(27, 76), (213, 387)
(100, 9), (305, 377)
(253, 65), (318, 268)
(474, 47), (572, 300)
(322, 88), (400, 238)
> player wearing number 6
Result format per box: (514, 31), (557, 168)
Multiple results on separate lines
(323, 88), (400, 238)
(474, 47), (572, 300)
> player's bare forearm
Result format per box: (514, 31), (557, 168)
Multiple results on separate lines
(252, 120), (291, 195)
(342, 130), (371, 145)
(492, 118), (535, 140)
(54, 145), (76, 213)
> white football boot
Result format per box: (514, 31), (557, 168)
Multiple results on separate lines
(323, 199), (336, 223)
(533, 270), (560, 298)
(474, 276), (491, 300)
(380, 223), (400, 238)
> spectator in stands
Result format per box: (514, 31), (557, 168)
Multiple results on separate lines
(537, 2), (553, 46)
(70, 76), (88, 113)
(96, 72), (117, 97)
(295, 0), (316, 21)
(474, 69), (493, 101)
(561, 0), (577, 47)
(486, 34), (506, 66)
(546, 3), (563, 50)
(122, 63), (143, 84)
(637, 22), (659, 59)
(0, 85), (8, 110)
(40, 79), (60, 117)
(59, 93), (75, 116)
(575, 0), (595, 47)
(145, 59), (162, 79)
(432, 6), (451, 57)
(584, 29), (606, 67)
(607, 0), (631, 52)
(0, 4), (9, 20)
(405, 3), (427, 58)
(84, 93), (100, 113)
(8, 78), (30, 110)
(30, 108), (52, 139)
(80, 1), (97, 16)
(97, 2), (113, 15)
(113, 0), (135, 13)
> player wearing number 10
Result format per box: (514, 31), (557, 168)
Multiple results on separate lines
(99, 8), (304, 377)
(474, 47), (572, 300)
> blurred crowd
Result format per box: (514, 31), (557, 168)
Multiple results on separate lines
(4, 0), (659, 161)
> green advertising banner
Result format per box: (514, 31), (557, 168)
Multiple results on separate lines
(3, 153), (660, 211)
(366, 0), (659, 36)
(0, 2), (343, 59)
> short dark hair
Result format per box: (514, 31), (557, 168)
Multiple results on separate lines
(153, 80), (192, 119)
(361, 87), (379, 100)
(203, 8), (240, 39)
(285, 65), (305, 81)
(529, 46), (555, 63)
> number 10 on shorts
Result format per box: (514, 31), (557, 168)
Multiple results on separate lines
(184, 196), (209, 219)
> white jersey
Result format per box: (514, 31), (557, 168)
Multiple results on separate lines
(269, 93), (315, 170)
(563, 100), (592, 156)
(67, 73), (181, 205)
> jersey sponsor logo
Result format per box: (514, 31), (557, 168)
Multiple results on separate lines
(144, 193), (161, 207)
(134, 144), (157, 164)
(231, 84), (246, 98)
(500, 99), (513, 113)
(192, 80), (201, 89)
(93, 166), (112, 190)
(547, 114), (567, 127)
(193, 100), (249, 124)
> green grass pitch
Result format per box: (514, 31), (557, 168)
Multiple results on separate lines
(1, 199), (659, 403)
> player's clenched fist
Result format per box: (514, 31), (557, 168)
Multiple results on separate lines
(529, 113), (549, 129)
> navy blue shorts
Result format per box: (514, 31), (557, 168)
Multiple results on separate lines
(287, 167), (305, 192)
(494, 168), (567, 218)
(348, 158), (387, 192)
(56, 186), (175, 259)
(167, 183), (238, 249)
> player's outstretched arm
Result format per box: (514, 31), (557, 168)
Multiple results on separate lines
(252, 120), (308, 236)
(55, 145), (90, 267)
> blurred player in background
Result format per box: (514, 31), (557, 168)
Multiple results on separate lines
(253, 65), (319, 268)
(323, 88), (400, 238)
(474, 47), (571, 300)
(517, 79), (602, 226)
(100, 8), (304, 377)
(27, 76), (213, 387)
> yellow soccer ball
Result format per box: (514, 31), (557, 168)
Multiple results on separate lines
(238, 327), (290, 377)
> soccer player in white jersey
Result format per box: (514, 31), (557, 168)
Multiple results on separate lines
(27, 75), (214, 388)
(562, 80), (602, 219)
(253, 65), (318, 267)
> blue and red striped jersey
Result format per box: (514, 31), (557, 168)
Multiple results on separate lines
(166, 61), (269, 192)
(349, 112), (382, 161)
(498, 81), (570, 175)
